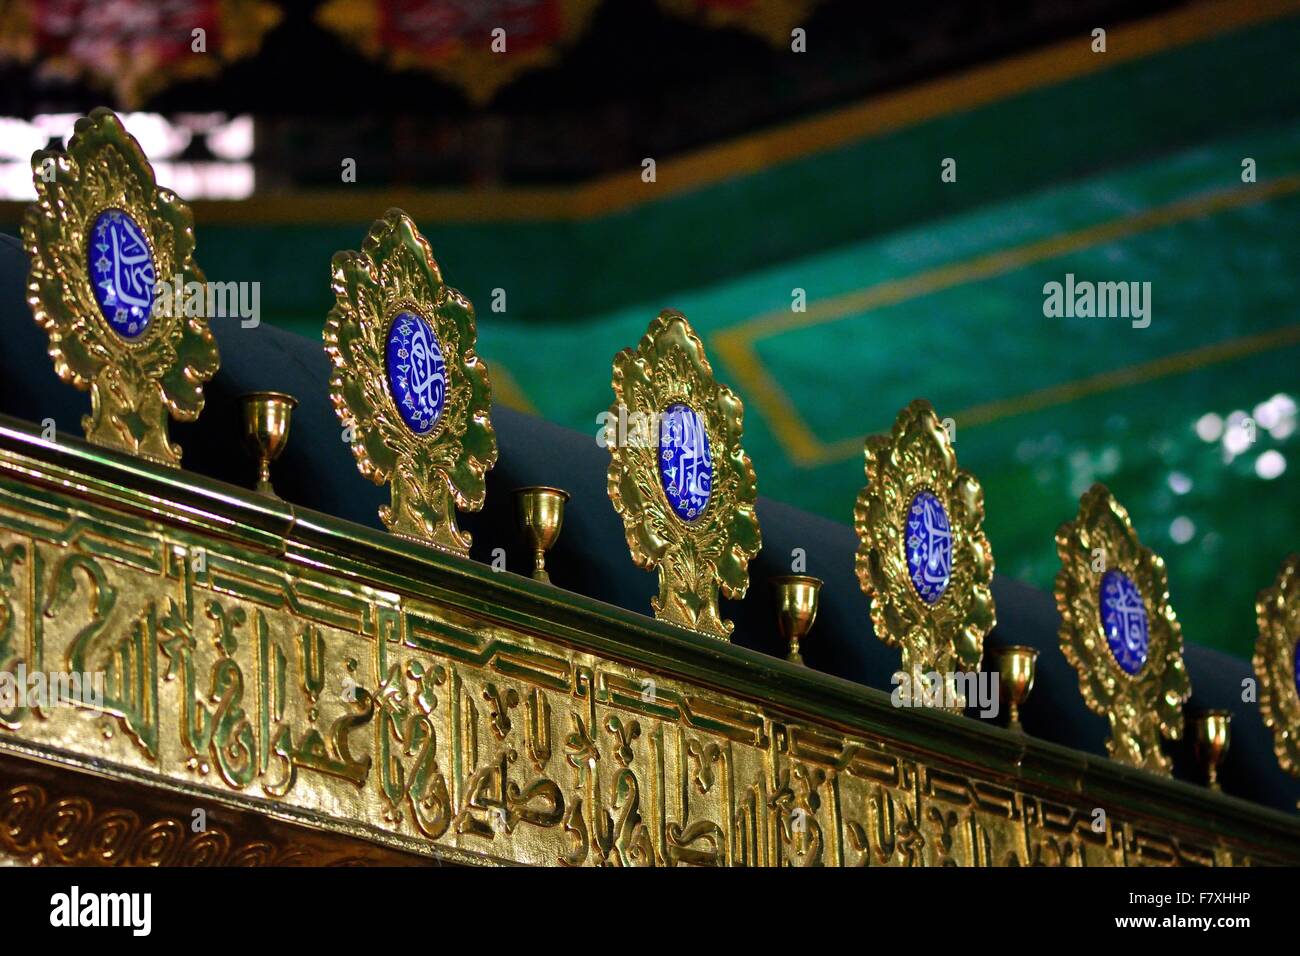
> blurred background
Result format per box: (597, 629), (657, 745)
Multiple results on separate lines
(0, 0), (1296, 660)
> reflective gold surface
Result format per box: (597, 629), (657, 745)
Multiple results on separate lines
(996, 645), (1038, 733)
(0, 417), (1295, 866)
(20, 108), (220, 467)
(514, 486), (569, 584)
(323, 209), (497, 555)
(606, 310), (761, 639)
(1055, 484), (1190, 775)
(853, 400), (996, 709)
(1194, 710), (1232, 792)
(771, 575), (821, 665)
(1254, 554), (1300, 789)
(240, 391), (297, 498)
(0, 754), (416, 866)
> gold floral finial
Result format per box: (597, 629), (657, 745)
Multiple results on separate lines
(323, 209), (497, 555)
(606, 310), (761, 639)
(853, 400), (995, 708)
(1055, 484), (1190, 775)
(21, 107), (219, 467)
(1255, 554), (1300, 785)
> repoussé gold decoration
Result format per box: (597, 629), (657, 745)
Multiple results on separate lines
(0, 415), (1295, 866)
(323, 208), (497, 555)
(21, 107), (220, 467)
(1055, 483), (1190, 775)
(853, 399), (995, 709)
(606, 310), (761, 638)
(1255, 554), (1300, 792)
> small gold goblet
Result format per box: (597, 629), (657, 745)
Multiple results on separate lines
(1194, 710), (1232, 791)
(995, 645), (1038, 732)
(514, 486), (569, 583)
(240, 392), (297, 498)
(771, 575), (822, 665)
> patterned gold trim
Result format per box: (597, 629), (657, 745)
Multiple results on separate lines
(606, 310), (761, 638)
(323, 208), (497, 555)
(853, 400), (995, 707)
(1255, 554), (1300, 782)
(0, 780), (388, 867)
(20, 107), (219, 467)
(1055, 484), (1190, 775)
(0, 421), (1293, 866)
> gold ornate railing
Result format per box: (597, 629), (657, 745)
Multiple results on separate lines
(1, 416), (1298, 866)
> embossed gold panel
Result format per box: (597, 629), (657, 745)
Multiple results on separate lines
(0, 423), (1292, 866)
(0, 754), (418, 867)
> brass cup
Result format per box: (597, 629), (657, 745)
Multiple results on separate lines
(995, 645), (1038, 732)
(514, 486), (569, 583)
(771, 575), (822, 665)
(240, 392), (297, 498)
(1194, 709), (1232, 791)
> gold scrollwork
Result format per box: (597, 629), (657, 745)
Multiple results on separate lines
(0, 781), (388, 867)
(606, 310), (761, 638)
(1055, 484), (1190, 774)
(1255, 554), (1300, 789)
(22, 108), (220, 466)
(324, 209), (497, 554)
(853, 399), (995, 704)
(0, 465), (1287, 866)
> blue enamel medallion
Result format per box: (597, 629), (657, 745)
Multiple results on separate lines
(658, 403), (712, 521)
(906, 491), (952, 604)
(1099, 569), (1149, 675)
(384, 310), (447, 436)
(89, 209), (156, 339)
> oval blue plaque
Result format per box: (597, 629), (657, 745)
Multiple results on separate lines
(658, 403), (712, 521)
(906, 491), (952, 604)
(384, 310), (447, 436)
(89, 208), (156, 339)
(1099, 569), (1149, 675)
